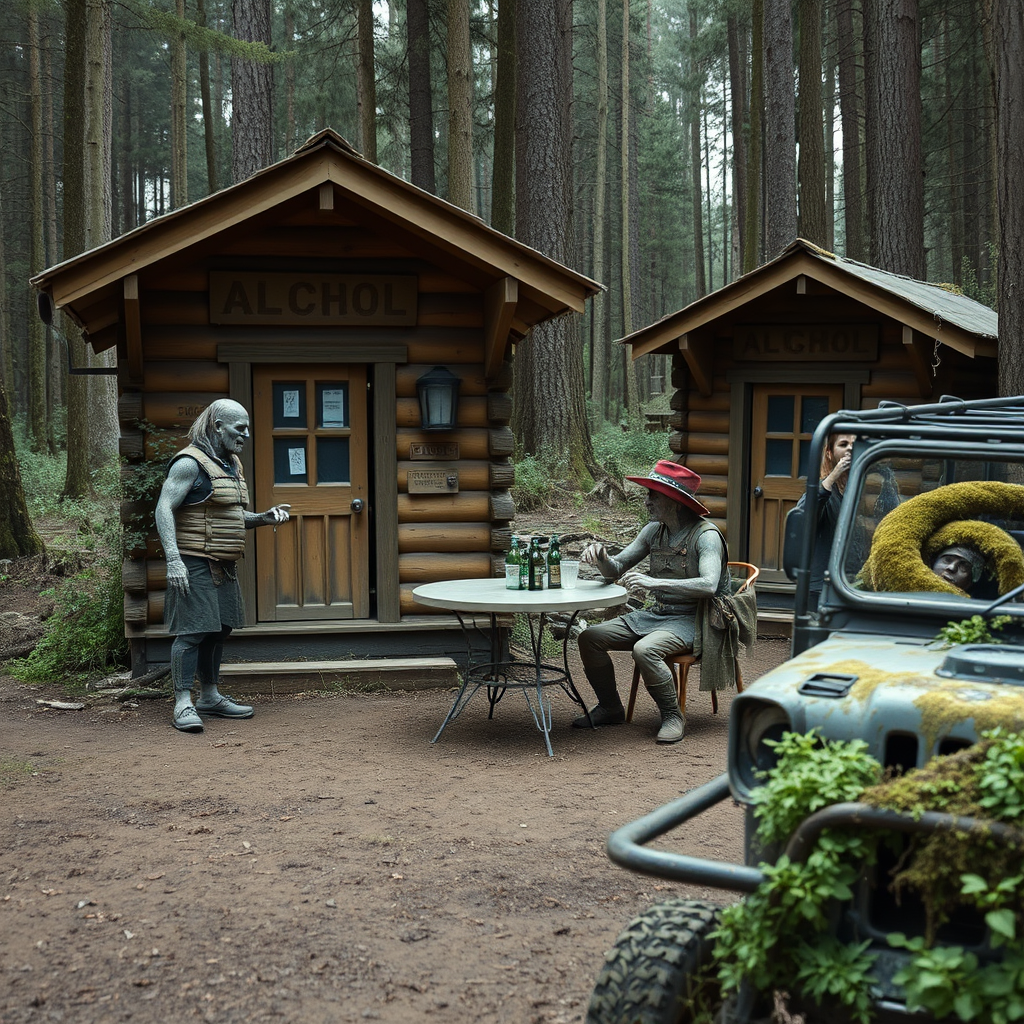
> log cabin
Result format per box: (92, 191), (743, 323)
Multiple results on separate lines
(31, 129), (600, 686)
(620, 238), (1000, 627)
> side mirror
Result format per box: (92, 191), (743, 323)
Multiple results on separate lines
(782, 506), (804, 580)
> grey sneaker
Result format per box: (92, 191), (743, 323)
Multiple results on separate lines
(173, 705), (204, 733)
(656, 712), (685, 744)
(195, 695), (254, 719)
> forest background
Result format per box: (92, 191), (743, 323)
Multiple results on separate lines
(0, 0), (1022, 646)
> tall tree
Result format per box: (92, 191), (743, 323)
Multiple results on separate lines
(407, 0), (435, 191)
(0, 378), (43, 560)
(995, 0), (1024, 395)
(727, 9), (748, 271)
(357, 0), (377, 162)
(170, 0), (188, 207)
(589, 0), (609, 429)
(797, 0), (827, 245)
(867, 0), (923, 277)
(688, 8), (706, 296)
(513, 0), (596, 479)
(836, 0), (865, 259)
(28, 7), (48, 453)
(446, 0), (473, 210)
(232, 0), (273, 182)
(197, 0), (219, 191)
(763, 0), (797, 257)
(621, 0), (640, 422)
(490, 0), (515, 235)
(744, 0), (764, 270)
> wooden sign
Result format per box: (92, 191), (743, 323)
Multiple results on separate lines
(734, 324), (878, 361)
(408, 468), (459, 494)
(209, 273), (417, 326)
(409, 442), (460, 460)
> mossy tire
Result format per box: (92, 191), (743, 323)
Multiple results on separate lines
(585, 898), (722, 1024)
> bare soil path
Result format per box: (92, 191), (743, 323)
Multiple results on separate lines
(0, 502), (791, 1023)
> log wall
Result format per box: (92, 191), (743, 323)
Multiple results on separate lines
(119, 238), (516, 630)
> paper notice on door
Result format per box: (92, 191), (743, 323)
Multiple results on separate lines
(282, 389), (300, 419)
(322, 388), (345, 426)
(288, 447), (306, 475)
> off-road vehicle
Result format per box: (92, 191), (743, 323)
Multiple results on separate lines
(586, 395), (1024, 1024)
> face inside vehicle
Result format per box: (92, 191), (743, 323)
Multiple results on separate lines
(833, 451), (1024, 609)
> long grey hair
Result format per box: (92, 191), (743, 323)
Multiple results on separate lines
(188, 399), (247, 447)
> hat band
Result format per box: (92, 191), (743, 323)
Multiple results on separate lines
(648, 469), (698, 496)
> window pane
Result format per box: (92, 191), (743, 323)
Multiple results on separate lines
(766, 438), (792, 476)
(317, 382), (349, 428)
(766, 395), (794, 433)
(798, 440), (811, 478)
(317, 438), (350, 483)
(800, 395), (831, 434)
(273, 382), (306, 428)
(274, 439), (308, 484)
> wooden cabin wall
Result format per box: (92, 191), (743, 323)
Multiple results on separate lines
(665, 313), (998, 555)
(118, 248), (515, 631)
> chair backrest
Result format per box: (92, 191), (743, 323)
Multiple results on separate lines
(727, 561), (760, 594)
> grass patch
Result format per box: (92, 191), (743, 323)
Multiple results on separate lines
(0, 757), (37, 787)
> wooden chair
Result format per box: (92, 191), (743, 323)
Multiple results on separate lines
(625, 562), (760, 723)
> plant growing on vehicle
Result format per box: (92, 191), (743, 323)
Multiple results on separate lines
(935, 614), (1011, 647)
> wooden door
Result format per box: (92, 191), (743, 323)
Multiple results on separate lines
(748, 384), (845, 577)
(253, 365), (369, 621)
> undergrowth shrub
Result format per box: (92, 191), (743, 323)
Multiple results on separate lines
(591, 422), (670, 480)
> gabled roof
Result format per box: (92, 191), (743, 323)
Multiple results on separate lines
(32, 127), (601, 335)
(622, 238), (997, 360)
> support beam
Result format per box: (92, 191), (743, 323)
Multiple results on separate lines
(680, 333), (713, 398)
(124, 275), (143, 384)
(902, 324), (934, 398)
(483, 277), (517, 379)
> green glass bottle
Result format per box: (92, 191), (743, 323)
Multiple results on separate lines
(528, 537), (545, 591)
(505, 536), (521, 590)
(519, 537), (529, 590)
(547, 534), (562, 589)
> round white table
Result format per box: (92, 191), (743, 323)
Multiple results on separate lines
(413, 577), (628, 756)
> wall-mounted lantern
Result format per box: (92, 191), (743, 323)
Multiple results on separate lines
(416, 366), (461, 431)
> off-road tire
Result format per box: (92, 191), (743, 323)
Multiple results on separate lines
(585, 898), (722, 1024)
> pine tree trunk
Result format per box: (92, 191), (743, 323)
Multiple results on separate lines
(590, 0), (608, 430)
(763, 0), (797, 257)
(621, 0), (640, 424)
(513, 0), (597, 480)
(490, 0), (515, 235)
(170, 0), (188, 208)
(28, 9), (48, 455)
(836, 0), (864, 260)
(797, 0), (826, 246)
(0, 379), (43, 560)
(357, 0), (377, 163)
(197, 0), (218, 191)
(745, 0), (763, 271)
(995, 0), (1024, 395)
(727, 12), (748, 271)
(231, 0), (273, 183)
(689, 10), (706, 296)
(869, 0), (923, 278)
(447, 0), (473, 210)
(407, 0), (435, 192)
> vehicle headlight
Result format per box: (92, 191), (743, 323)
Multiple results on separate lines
(730, 699), (792, 802)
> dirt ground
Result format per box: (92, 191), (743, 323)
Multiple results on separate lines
(0, 506), (793, 1024)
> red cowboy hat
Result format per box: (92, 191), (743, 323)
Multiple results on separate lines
(625, 460), (710, 517)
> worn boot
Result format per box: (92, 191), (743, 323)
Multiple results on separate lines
(646, 678), (685, 744)
(572, 666), (625, 729)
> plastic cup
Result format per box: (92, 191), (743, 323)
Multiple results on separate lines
(505, 564), (520, 588)
(561, 561), (580, 589)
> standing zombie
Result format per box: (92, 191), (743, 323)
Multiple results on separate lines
(155, 399), (290, 733)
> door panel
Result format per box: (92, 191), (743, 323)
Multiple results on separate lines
(253, 364), (368, 621)
(749, 384), (844, 578)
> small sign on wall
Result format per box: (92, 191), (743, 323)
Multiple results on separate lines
(408, 469), (459, 493)
(410, 442), (460, 460)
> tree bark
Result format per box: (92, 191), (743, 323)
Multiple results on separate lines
(744, 0), (763, 271)
(727, 12), (748, 271)
(407, 0), (435, 192)
(797, 0), (827, 246)
(170, 0), (188, 208)
(513, 0), (596, 480)
(836, 0), (864, 259)
(763, 0), (797, 257)
(867, 0), (924, 278)
(446, 0), (473, 210)
(621, 0), (640, 423)
(490, 0), (515, 235)
(689, 9), (707, 296)
(28, 9), (48, 454)
(197, 0), (219, 191)
(231, 0), (273, 183)
(590, 0), (608, 429)
(995, 0), (1024, 395)
(0, 378), (44, 560)
(357, 0), (377, 163)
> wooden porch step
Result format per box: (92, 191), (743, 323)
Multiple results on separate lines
(219, 657), (460, 696)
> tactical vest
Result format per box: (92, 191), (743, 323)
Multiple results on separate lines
(171, 445), (250, 561)
(648, 519), (730, 615)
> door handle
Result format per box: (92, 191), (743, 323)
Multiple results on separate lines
(753, 486), (763, 498)
(351, 498), (364, 513)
